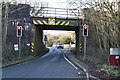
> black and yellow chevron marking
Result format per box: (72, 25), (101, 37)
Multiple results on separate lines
(57, 21), (70, 25)
(33, 20), (70, 26)
(37, 20), (42, 24)
(31, 43), (34, 53)
(80, 43), (83, 52)
(33, 20), (48, 25)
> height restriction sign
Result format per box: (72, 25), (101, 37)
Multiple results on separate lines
(48, 18), (55, 25)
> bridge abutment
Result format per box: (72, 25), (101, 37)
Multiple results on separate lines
(34, 27), (47, 56)
(75, 28), (80, 55)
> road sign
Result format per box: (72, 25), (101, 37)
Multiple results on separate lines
(83, 25), (88, 36)
(14, 44), (18, 51)
(44, 35), (48, 41)
(48, 18), (55, 25)
(17, 26), (22, 37)
(109, 48), (120, 66)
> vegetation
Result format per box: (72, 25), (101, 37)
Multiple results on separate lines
(101, 64), (120, 77)
(1, 1), (49, 67)
(68, 0), (120, 78)
(46, 31), (75, 47)
(2, 44), (33, 67)
(3, 55), (35, 67)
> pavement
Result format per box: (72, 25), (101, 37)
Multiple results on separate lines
(65, 50), (100, 80)
(65, 50), (89, 72)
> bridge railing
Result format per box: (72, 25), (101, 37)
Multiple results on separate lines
(30, 7), (81, 19)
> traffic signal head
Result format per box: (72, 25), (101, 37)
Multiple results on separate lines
(17, 26), (22, 37)
(83, 25), (88, 36)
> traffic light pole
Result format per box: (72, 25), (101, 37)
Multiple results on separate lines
(83, 36), (87, 60)
(45, 41), (47, 47)
(83, 24), (88, 60)
(18, 37), (21, 59)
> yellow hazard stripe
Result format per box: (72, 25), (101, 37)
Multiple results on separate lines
(33, 20), (38, 24)
(31, 43), (34, 46)
(31, 50), (34, 52)
(56, 21), (61, 25)
(80, 43), (82, 46)
(80, 47), (82, 49)
(31, 46), (34, 49)
(60, 21), (66, 25)
(42, 20), (48, 24)
(37, 20), (43, 24)
(65, 21), (70, 25)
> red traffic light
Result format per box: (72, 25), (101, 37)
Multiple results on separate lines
(83, 25), (88, 36)
(17, 26), (22, 37)
(17, 26), (21, 29)
(84, 26), (88, 29)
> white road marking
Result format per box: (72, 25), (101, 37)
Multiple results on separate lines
(89, 75), (101, 80)
(78, 72), (81, 75)
(63, 49), (78, 70)
(63, 49), (90, 80)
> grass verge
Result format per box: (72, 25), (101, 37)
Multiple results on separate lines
(70, 47), (120, 78)
(2, 55), (36, 68)
(2, 48), (50, 68)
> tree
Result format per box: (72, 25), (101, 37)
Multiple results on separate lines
(67, 0), (120, 53)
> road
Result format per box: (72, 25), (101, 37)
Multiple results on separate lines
(2, 48), (85, 78)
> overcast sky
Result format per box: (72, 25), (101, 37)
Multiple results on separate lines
(9, 0), (68, 8)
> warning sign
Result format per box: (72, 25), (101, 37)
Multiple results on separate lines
(48, 18), (55, 25)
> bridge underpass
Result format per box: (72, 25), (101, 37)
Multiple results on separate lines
(31, 17), (83, 55)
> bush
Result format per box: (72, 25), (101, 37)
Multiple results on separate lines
(102, 64), (120, 77)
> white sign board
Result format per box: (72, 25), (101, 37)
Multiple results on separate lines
(14, 44), (18, 51)
(110, 48), (120, 55)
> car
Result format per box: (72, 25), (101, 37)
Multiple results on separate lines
(52, 44), (57, 48)
(57, 43), (64, 49)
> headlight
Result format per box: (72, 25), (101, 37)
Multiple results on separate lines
(115, 56), (119, 59)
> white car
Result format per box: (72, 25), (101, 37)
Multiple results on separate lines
(52, 44), (57, 48)
(56, 43), (64, 49)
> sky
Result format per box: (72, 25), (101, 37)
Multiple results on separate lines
(8, 0), (68, 8)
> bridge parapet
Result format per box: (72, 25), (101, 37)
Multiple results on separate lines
(31, 17), (81, 26)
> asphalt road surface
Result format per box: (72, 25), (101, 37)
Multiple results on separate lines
(2, 48), (85, 78)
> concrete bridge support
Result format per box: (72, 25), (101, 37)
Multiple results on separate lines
(34, 27), (47, 56)
(75, 28), (80, 55)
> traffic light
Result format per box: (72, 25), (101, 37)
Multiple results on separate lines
(80, 43), (83, 52)
(83, 25), (88, 36)
(17, 26), (22, 37)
